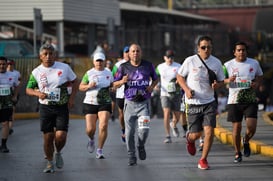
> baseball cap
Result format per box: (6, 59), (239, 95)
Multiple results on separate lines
(165, 50), (175, 58)
(93, 52), (105, 61)
(123, 46), (129, 53)
(7, 59), (15, 65)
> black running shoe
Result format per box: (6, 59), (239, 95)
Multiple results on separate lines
(128, 157), (137, 166)
(0, 145), (10, 153)
(234, 152), (242, 163)
(138, 146), (146, 160)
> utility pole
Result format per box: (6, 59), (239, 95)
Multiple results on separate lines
(168, 0), (173, 10)
(33, 8), (43, 56)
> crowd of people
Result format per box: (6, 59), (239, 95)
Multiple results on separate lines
(0, 36), (266, 172)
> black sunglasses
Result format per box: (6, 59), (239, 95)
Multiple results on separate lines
(200, 46), (212, 50)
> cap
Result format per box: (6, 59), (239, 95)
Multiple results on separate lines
(7, 59), (15, 65)
(165, 50), (175, 58)
(123, 46), (129, 53)
(93, 52), (105, 61)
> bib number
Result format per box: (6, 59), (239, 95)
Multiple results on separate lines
(138, 116), (150, 129)
(167, 82), (176, 93)
(234, 77), (252, 89)
(0, 86), (11, 96)
(45, 88), (61, 102)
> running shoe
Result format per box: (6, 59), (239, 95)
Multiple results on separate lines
(234, 152), (242, 163)
(243, 138), (251, 157)
(164, 136), (172, 143)
(128, 156), (137, 166)
(138, 146), (146, 160)
(0, 145), (10, 153)
(96, 149), (105, 159)
(43, 161), (55, 173)
(198, 158), (210, 170)
(170, 122), (179, 138)
(55, 152), (64, 169)
(186, 132), (196, 156)
(87, 138), (95, 153)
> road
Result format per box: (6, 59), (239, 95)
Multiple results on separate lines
(1, 117), (273, 181)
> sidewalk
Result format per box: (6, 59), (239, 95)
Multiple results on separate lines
(214, 111), (273, 158)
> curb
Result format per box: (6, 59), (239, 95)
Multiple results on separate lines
(214, 112), (273, 158)
(14, 113), (84, 120)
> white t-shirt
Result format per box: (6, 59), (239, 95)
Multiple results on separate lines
(8, 69), (21, 83)
(113, 59), (127, 99)
(156, 61), (181, 97)
(29, 61), (77, 105)
(224, 58), (263, 104)
(82, 68), (113, 105)
(0, 71), (19, 95)
(177, 54), (225, 105)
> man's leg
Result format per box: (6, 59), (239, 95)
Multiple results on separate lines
(244, 117), (257, 142)
(232, 122), (242, 154)
(200, 126), (214, 160)
(44, 132), (55, 161)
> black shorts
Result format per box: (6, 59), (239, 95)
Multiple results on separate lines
(227, 103), (258, 122)
(39, 104), (69, 133)
(83, 103), (112, 115)
(0, 108), (13, 123)
(116, 98), (125, 110)
(110, 91), (116, 102)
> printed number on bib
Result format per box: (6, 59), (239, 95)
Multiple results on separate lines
(0, 86), (11, 96)
(138, 116), (150, 129)
(45, 88), (61, 102)
(167, 82), (176, 93)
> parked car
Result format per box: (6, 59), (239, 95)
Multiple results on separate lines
(0, 39), (34, 57)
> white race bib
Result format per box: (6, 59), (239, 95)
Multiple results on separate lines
(0, 85), (11, 96)
(234, 77), (251, 89)
(45, 88), (61, 102)
(138, 116), (150, 129)
(167, 82), (176, 93)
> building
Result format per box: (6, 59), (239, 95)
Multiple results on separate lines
(0, 0), (219, 59)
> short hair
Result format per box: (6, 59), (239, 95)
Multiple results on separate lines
(39, 44), (55, 54)
(197, 35), (213, 46)
(233, 41), (248, 51)
(0, 56), (8, 62)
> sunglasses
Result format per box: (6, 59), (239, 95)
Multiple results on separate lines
(200, 46), (212, 50)
(166, 56), (174, 59)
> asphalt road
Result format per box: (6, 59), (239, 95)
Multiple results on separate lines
(1, 117), (273, 181)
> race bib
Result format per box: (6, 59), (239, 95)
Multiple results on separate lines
(234, 77), (251, 89)
(0, 86), (11, 96)
(167, 82), (176, 93)
(138, 116), (150, 129)
(45, 88), (61, 102)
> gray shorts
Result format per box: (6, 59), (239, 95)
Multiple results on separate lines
(160, 95), (181, 111)
(186, 101), (217, 133)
